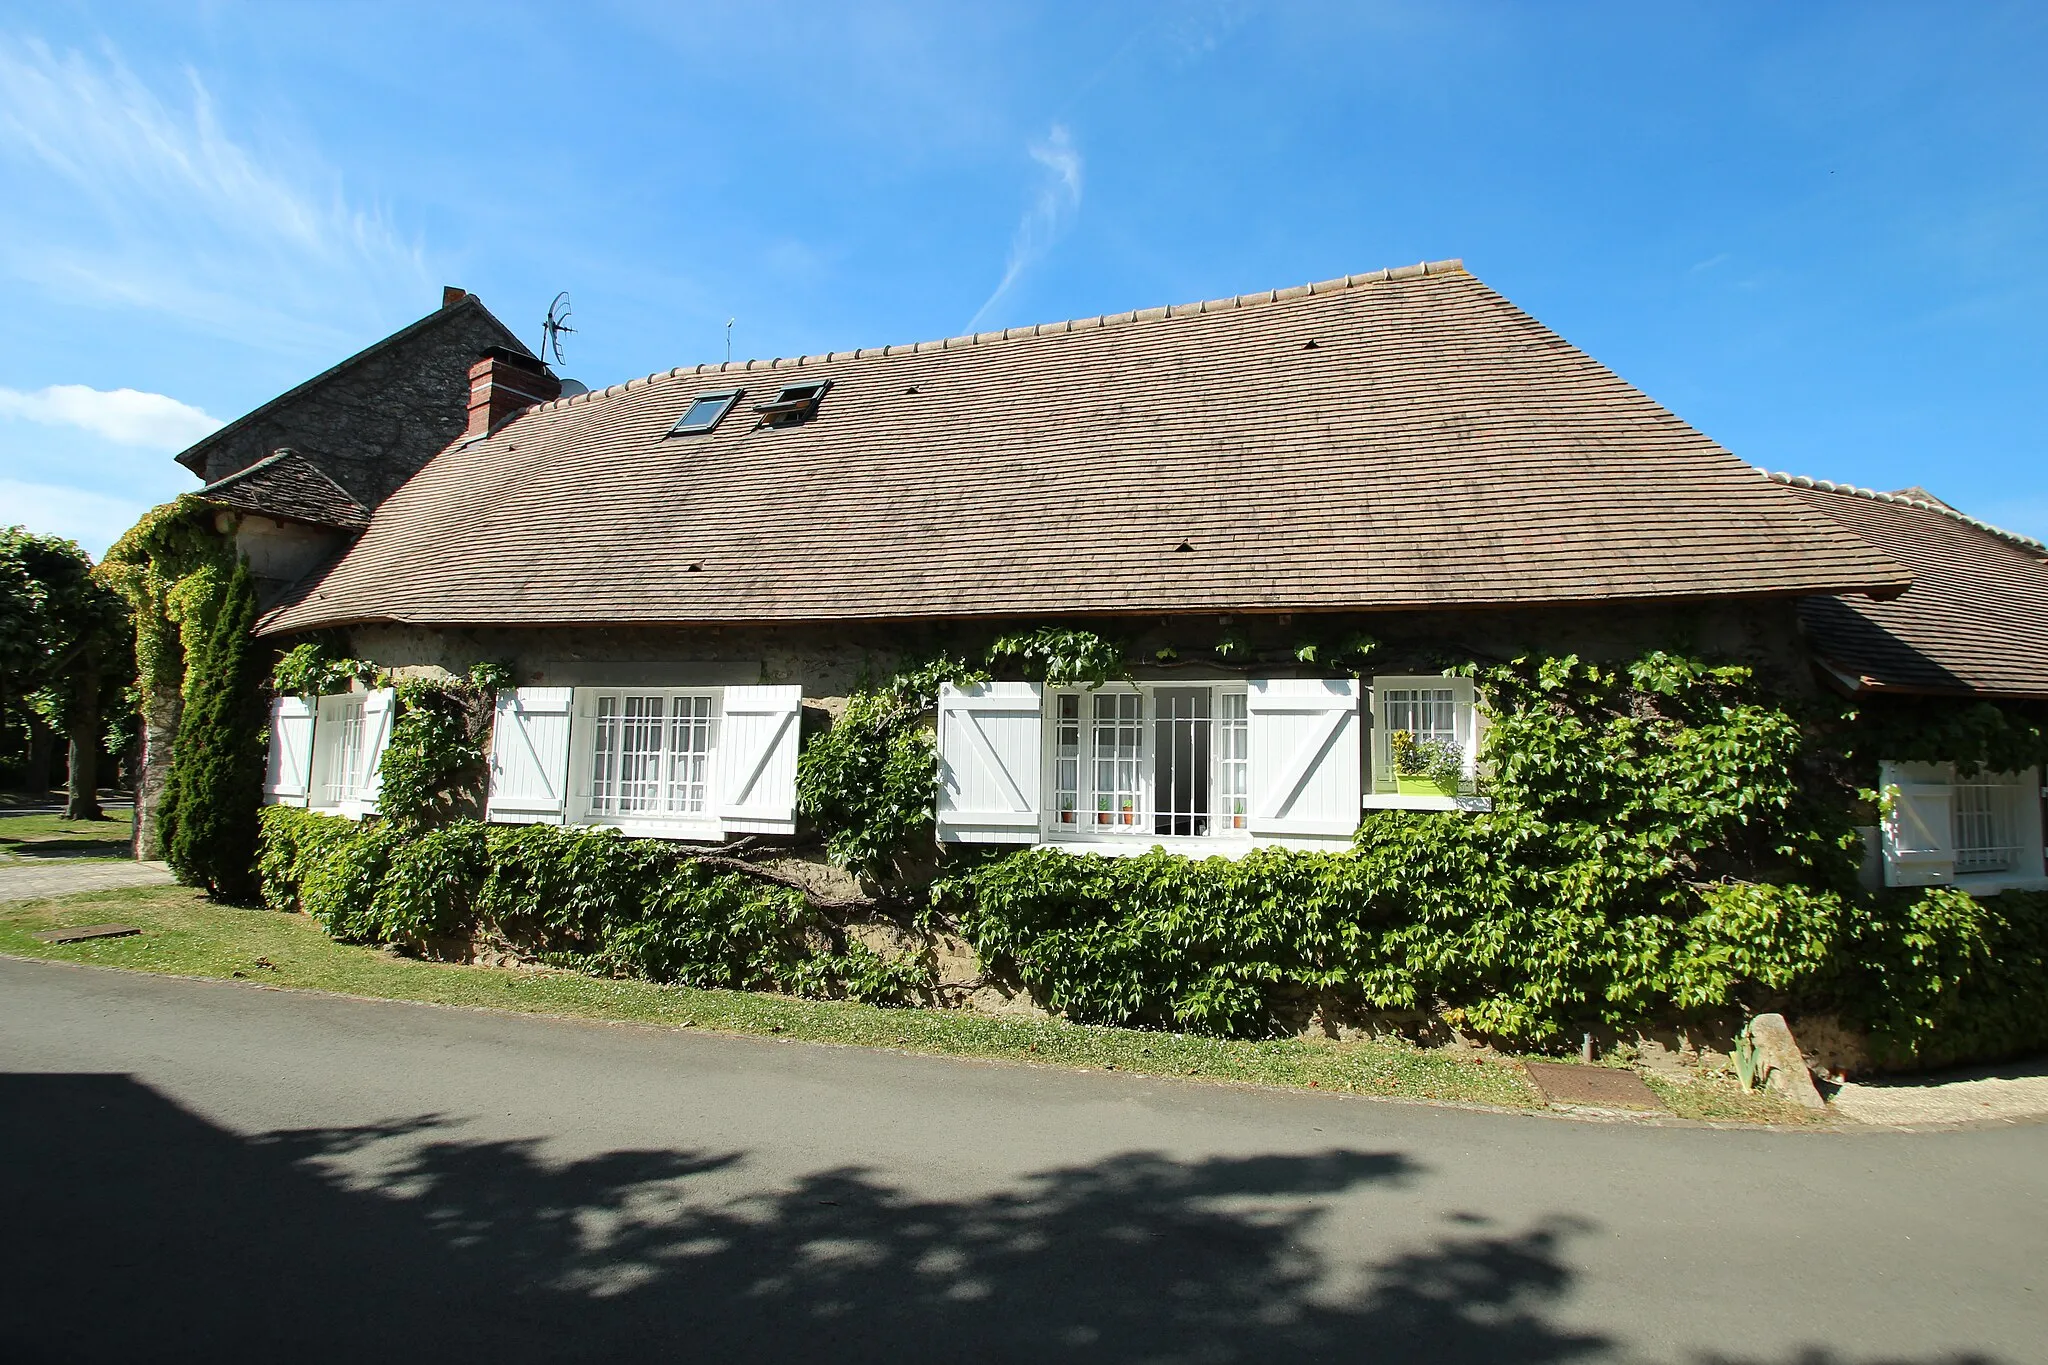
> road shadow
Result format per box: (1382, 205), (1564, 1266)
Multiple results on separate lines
(0, 1073), (2003, 1364)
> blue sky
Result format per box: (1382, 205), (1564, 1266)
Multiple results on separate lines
(1, 1), (2043, 556)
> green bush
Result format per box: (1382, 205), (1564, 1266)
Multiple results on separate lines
(256, 811), (934, 1005)
(796, 657), (983, 874)
(940, 652), (2048, 1062)
(159, 558), (267, 902)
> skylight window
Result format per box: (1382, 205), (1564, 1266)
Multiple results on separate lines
(668, 389), (743, 436)
(753, 379), (833, 425)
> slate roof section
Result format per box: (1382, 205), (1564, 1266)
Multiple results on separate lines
(1771, 474), (2048, 697)
(197, 449), (371, 529)
(262, 261), (1910, 634)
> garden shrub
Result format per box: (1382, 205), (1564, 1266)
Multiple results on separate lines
(257, 810), (934, 1005)
(158, 558), (267, 902)
(940, 651), (2048, 1062)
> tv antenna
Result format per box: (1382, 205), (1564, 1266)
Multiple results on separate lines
(540, 292), (576, 365)
(725, 317), (735, 364)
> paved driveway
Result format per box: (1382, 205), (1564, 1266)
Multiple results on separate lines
(2, 957), (2042, 1364)
(0, 858), (173, 900)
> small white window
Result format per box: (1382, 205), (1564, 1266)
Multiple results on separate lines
(1046, 683), (1249, 842)
(1368, 675), (1479, 801)
(1952, 772), (2029, 874)
(307, 688), (392, 816)
(581, 690), (719, 823)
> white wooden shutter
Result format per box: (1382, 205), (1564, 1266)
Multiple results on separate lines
(716, 685), (803, 835)
(1248, 678), (1361, 842)
(1880, 760), (1955, 887)
(487, 687), (575, 824)
(343, 687), (395, 816)
(263, 695), (315, 806)
(936, 682), (1043, 844)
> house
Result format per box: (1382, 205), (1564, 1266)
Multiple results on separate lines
(251, 260), (1923, 861)
(134, 289), (535, 855)
(1769, 474), (2048, 893)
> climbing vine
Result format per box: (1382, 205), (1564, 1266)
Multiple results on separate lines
(98, 496), (236, 704)
(795, 656), (985, 874)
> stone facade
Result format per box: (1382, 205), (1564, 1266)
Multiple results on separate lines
(343, 597), (1818, 705)
(179, 296), (528, 509)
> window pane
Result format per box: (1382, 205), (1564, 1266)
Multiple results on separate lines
(1054, 694), (1080, 826)
(1092, 693), (1142, 827)
(592, 696), (620, 812)
(1217, 691), (1248, 831)
(1154, 687), (1212, 837)
(618, 695), (665, 812)
(665, 695), (714, 814)
(1953, 778), (2018, 873)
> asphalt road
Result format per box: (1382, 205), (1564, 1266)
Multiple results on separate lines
(2, 957), (2042, 1364)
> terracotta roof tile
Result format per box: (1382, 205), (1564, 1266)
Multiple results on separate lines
(262, 263), (1909, 634)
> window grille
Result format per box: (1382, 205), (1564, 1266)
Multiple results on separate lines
(324, 699), (367, 806)
(1952, 777), (2020, 874)
(1092, 692), (1143, 828)
(1381, 687), (1457, 746)
(590, 692), (717, 817)
(1050, 685), (1249, 839)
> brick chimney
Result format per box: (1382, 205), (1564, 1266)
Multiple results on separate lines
(467, 347), (561, 438)
(442, 285), (467, 309)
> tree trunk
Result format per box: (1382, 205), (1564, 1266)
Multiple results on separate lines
(134, 679), (184, 860)
(64, 669), (104, 820)
(24, 713), (57, 802)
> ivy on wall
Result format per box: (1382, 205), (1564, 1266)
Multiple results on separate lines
(794, 656), (985, 875)
(258, 807), (935, 1005)
(936, 650), (2048, 1066)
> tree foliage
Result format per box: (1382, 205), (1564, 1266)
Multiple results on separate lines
(159, 558), (267, 900)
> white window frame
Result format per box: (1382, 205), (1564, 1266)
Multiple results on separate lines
(565, 687), (725, 840)
(1881, 760), (2047, 893)
(308, 692), (370, 816)
(1041, 681), (1253, 851)
(1364, 674), (1488, 811)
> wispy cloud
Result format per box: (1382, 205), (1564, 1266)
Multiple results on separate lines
(966, 125), (1083, 332)
(1690, 252), (1730, 274)
(0, 37), (432, 352)
(0, 383), (221, 451)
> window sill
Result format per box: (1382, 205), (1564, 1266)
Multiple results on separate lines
(573, 815), (723, 843)
(1952, 871), (2048, 897)
(1039, 834), (1352, 859)
(1361, 793), (1492, 813)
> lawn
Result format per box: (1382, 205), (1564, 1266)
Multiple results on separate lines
(0, 808), (135, 861)
(0, 879), (1826, 1125)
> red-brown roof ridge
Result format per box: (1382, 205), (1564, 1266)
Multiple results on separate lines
(529, 259), (1472, 416)
(1762, 471), (2047, 557)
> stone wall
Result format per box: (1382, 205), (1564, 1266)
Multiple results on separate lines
(185, 299), (524, 509)
(343, 595), (1819, 704)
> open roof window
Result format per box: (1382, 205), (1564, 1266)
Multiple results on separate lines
(668, 389), (744, 436)
(753, 379), (832, 426)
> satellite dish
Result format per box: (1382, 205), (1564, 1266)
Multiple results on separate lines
(556, 378), (589, 398)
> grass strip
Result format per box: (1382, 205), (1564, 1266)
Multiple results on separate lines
(0, 809), (136, 862)
(0, 883), (1819, 1124)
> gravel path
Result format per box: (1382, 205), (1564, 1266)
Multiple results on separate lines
(0, 858), (175, 901)
(1834, 1059), (2048, 1127)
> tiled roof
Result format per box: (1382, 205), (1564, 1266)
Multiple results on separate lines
(198, 449), (370, 529)
(1771, 475), (2048, 697)
(261, 262), (1909, 634)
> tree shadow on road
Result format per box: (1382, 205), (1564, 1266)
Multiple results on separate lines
(0, 1073), (2002, 1365)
